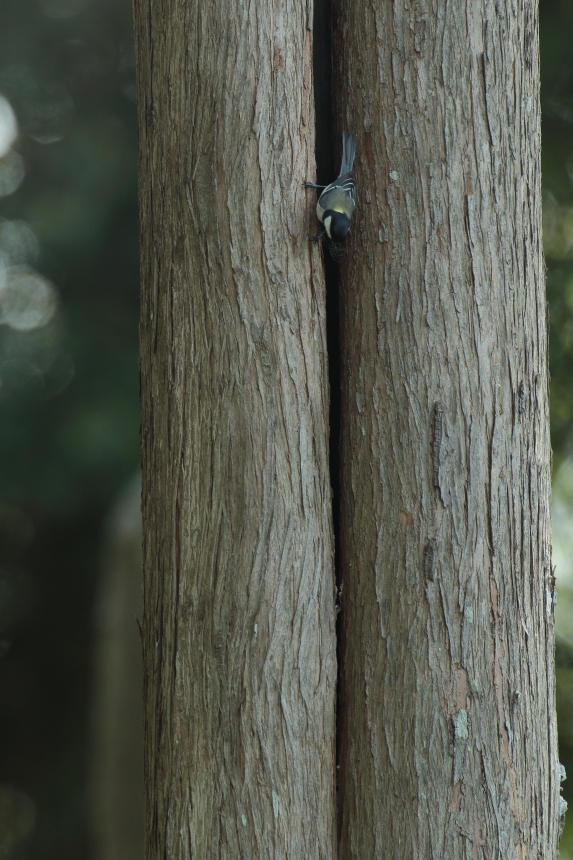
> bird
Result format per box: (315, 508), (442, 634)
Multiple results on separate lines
(305, 131), (357, 243)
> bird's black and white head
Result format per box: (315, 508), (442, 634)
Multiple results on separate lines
(323, 209), (351, 242)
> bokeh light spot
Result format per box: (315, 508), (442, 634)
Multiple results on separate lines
(0, 220), (39, 266)
(0, 151), (25, 197)
(0, 785), (36, 854)
(0, 95), (17, 158)
(0, 268), (57, 331)
(39, 0), (92, 19)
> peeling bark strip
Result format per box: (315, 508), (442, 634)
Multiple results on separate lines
(423, 538), (437, 582)
(334, 0), (560, 857)
(432, 401), (444, 489)
(133, 0), (336, 857)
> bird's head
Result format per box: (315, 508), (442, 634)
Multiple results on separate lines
(323, 210), (351, 242)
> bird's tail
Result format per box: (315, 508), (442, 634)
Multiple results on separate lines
(340, 131), (356, 175)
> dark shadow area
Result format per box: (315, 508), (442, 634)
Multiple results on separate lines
(312, 0), (340, 577)
(312, 0), (345, 836)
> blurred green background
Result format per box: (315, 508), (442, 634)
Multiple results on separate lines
(1, 0), (573, 857)
(543, 0), (573, 856)
(0, 0), (138, 857)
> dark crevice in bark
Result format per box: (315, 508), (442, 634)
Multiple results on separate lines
(312, 0), (334, 188)
(312, 0), (343, 833)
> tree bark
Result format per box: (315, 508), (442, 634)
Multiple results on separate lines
(133, 1), (336, 858)
(334, 1), (561, 858)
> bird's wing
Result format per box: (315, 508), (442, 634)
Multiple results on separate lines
(336, 171), (356, 204)
(318, 171), (356, 209)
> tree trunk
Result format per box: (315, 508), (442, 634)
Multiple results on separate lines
(133, 1), (336, 858)
(334, 1), (562, 857)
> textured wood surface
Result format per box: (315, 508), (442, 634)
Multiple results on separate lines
(333, 0), (561, 857)
(133, 0), (336, 856)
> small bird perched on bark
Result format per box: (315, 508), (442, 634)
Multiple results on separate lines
(305, 131), (357, 242)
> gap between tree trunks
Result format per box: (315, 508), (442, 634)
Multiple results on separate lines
(312, 0), (344, 834)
